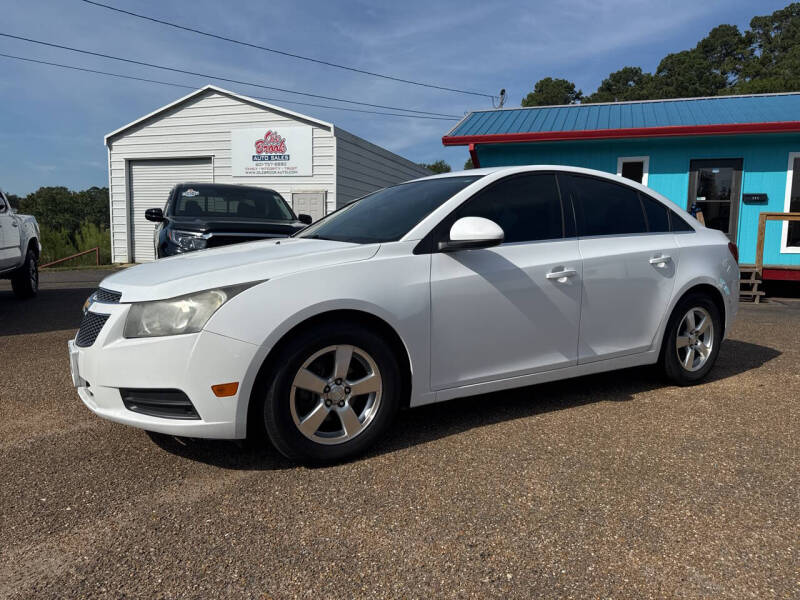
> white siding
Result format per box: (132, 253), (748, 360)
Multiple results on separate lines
(335, 128), (431, 207)
(107, 90), (335, 262)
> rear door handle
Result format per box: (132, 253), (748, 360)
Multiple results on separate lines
(649, 255), (672, 266)
(546, 268), (577, 280)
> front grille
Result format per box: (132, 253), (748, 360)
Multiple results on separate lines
(75, 312), (110, 347)
(206, 234), (282, 248)
(120, 389), (200, 420)
(95, 288), (122, 303)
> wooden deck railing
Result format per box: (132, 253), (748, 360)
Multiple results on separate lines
(754, 212), (800, 273)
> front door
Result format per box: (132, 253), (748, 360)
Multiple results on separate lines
(429, 172), (582, 390)
(688, 159), (743, 242)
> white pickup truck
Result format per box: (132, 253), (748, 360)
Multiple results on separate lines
(0, 190), (41, 298)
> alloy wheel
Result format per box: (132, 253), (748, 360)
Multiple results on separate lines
(289, 344), (383, 445)
(675, 307), (714, 372)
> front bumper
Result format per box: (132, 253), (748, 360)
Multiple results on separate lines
(69, 303), (259, 438)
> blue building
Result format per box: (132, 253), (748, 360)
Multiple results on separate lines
(443, 93), (800, 281)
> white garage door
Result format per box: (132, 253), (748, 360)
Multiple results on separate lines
(129, 158), (213, 262)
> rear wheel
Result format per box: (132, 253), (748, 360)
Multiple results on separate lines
(661, 293), (722, 385)
(11, 248), (38, 299)
(258, 322), (401, 464)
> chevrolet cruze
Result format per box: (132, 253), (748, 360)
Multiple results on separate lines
(69, 166), (739, 463)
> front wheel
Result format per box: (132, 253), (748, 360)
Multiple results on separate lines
(661, 293), (723, 385)
(11, 248), (38, 299)
(259, 322), (401, 464)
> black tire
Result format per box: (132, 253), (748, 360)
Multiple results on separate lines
(661, 292), (723, 385)
(257, 322), (401, 465)
(11, 248), (38, 299)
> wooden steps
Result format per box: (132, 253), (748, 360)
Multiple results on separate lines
(739, 266), (764, 303)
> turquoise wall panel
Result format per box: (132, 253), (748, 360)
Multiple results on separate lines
(476, 134), (800, 266)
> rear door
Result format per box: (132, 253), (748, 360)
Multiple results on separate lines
(429, 172), (582, 390)
(560, 173), (679, 363)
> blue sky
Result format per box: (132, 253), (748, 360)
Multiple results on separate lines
(0, 0), (790, 195)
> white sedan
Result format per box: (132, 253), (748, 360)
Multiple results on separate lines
(69, 166), (739, 463)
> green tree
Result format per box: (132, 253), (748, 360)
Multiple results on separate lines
(15, 186), (112, 264)
(650, 49), (728, 98)
(74, 221), (112, 264)
(5, 193), (22, 209)
(574, 3), (800, 103)
(419, 160), (452, 174)
(18, 186), (109, 231)
(697, 24), (750, 86)
(585, 67), (655, 103)
(738, 2), (800, 92)
(463, 157), (474, 170)
(521, 77), (582, 107)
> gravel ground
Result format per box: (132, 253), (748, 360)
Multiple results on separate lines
(1, 271), (798, 599)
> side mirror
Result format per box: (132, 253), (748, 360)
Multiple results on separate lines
(438, 216), (504, 252)
(298, 213), (313, 225)
(145, 208), (165, 222)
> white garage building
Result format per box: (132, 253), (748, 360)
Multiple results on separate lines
(105, 85), (431, 262)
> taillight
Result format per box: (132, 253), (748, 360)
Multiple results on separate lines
(728, 241), (739, 263)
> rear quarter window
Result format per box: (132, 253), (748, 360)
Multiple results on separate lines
(670, 211), (696, 232)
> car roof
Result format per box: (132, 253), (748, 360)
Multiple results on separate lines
(407, 164), (630, 182)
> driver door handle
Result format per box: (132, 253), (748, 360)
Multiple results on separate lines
(546, 268), (577, 280)
(649, 255), (672, 265)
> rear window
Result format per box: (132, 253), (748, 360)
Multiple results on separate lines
(171, 186), (295, 220)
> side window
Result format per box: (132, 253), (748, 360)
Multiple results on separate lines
(453, 173), (563, 243)
(0, 194), (7, 213)
(639, 193), (670, 233)
(670, 210), (695, 232)
(565, 174), (647, 236)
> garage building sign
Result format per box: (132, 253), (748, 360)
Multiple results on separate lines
(231, 126), (312, 176)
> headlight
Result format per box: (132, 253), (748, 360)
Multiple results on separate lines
(168, 229), (207, 251)
(123, 284), (258, 338)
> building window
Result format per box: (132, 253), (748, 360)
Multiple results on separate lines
(783, 153), (800, 252)
(617, 156), (649, 186)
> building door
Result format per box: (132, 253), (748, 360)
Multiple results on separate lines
(688, 159), (742, 242)
(291, 191), (327, 222)
(128, 158), (213, 262)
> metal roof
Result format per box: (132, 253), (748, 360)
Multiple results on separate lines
(105, 85), (333, 144)
(443, 92), (800, 145)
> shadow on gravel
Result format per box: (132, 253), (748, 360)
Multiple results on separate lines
(147, 338), (780, 469)
(0, 287), (90, 336)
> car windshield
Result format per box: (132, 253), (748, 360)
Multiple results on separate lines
(295, 176), (483, 244)
(171, 186), (295, 220)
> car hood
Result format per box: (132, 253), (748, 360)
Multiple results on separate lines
(101, 238), (379, 302)
(168, 215), (305, 235)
